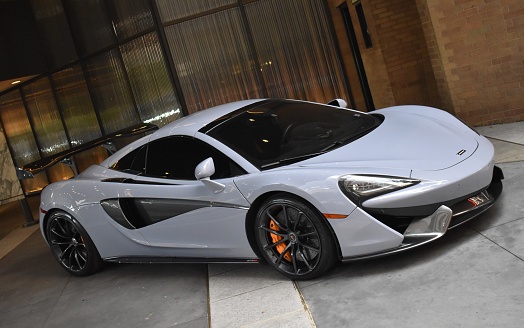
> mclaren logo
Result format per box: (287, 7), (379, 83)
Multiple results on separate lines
(457, 149), (467, 156)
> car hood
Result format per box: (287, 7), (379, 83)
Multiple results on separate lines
(297, 111), (478, 172)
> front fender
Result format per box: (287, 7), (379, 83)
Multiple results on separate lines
(233, 168), (357, 217)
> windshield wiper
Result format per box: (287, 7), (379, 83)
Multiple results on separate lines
(320, 126), (377, 153)
(319, 135), (355, 153)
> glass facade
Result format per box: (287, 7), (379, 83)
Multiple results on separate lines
(106, 0), (155, 41)
(30, 0), (78, 70)
(0, 91), (48, 193)
(85, 50), (140, 134)
(21, 77), (72, 182)
(52, 65), (102, 146)
(161, 0), (348, 112)
(0, 0), (350, 195)
(164, 7), (263, 113)
(120, 33), (182, 125)
(155, 0), (236, 23)
(245, 0), (349, 101)
(63, 0), (116, 56)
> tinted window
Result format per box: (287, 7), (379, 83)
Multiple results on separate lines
(111, 145), (147, 174)
(205, 100), (381, 169)
(145, 136), (244, 180)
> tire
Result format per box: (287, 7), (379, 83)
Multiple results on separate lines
(46, 211), (103, 276)
(254, 194), (338, 280)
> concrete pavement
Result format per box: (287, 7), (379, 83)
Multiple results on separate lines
(1, 121), (523, 327)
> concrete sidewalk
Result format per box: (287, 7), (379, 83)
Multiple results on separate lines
(296, 122), (524, 327)
(1, 121), (523, 327)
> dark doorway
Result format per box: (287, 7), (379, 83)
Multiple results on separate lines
(339, 3), (375, 111)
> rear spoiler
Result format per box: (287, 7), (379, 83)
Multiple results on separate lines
(16, 123), (158, 180)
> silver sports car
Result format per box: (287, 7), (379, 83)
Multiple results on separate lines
(19, 99), (503, 280)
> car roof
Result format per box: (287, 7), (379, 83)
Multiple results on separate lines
(152, 99), (265, 139)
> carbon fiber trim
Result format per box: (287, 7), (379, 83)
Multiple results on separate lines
(101, 198), (249, 229)
(104, 257), (260, 264)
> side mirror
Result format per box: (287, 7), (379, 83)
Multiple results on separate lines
(194, 158), (225, 193)
(327, 98), (348, 108)
(195, 157), (215, 180)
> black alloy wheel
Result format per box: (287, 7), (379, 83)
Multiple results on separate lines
(255, 194), (337, 280)
(46, 211), (103, 276)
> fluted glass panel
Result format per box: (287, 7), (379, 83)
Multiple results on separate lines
(85, 50), (140, 134)
(0, 91), (48, 193)
(64, 0), (115, 55)
(30, 0), (78, 69)
(22, 78), (69, 156)
(245, 0), (349, 103)
(120, 32), (181, 126)
(106, 0), (154, 41)
(52, 65), (107, 172)
(155, 0), (235, 23)
(164, 8), (262, 113)
(22, 77), (72, 182)
(52, 65), (101, 145)
(0, 91), (40, 166)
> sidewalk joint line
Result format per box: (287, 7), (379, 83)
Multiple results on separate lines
(293, 280), (317, 328)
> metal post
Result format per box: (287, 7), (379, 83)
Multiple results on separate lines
(18, 197), (38, 227)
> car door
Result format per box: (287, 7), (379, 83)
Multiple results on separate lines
(109, 135), (256, 259)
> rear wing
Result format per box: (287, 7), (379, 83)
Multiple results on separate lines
(16, 123), (158, 180)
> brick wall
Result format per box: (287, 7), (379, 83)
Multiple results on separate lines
(327, 0), (368, 111)
(328, 0), (440, 111)
(418, 0), (524, 126)
(327, 0), (396, 111)
(327, 0), (523, 125)
(354, 1), (397, 109)
(367, 0), (442, 109)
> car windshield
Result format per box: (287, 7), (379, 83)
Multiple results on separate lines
(205, 100), (382, 170)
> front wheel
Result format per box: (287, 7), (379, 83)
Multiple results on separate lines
(46, 211), (103, 276)
(254, 195), (338, 280)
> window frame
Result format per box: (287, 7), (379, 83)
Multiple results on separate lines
(110, 135), (246, 180)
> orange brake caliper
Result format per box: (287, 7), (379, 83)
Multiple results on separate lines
(269, 220), (291, 262)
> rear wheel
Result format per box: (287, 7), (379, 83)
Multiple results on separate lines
(46, 211), (103, 276)
(254, 195), (337, 280)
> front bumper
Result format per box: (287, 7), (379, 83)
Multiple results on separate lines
(447, 165), (503, 228)
(341, 166), (503, 262)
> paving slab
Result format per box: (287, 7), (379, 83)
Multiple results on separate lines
(0, 231), (74, 328)
(487, 138), (524, 163)
(208, 264), (314, 328)
(298, 157), (524, 328)
(298, 226), (524, 328)
(0, 231), (209, 328)
(44, 264), (208, 328)
(0, 224), (38, 260)
(0, 196), (39, 240)
(476, 121), (524, 145)
(1, 121), (523, 328)
(468, 161), (524, 232)
(480, 217), (524, 260)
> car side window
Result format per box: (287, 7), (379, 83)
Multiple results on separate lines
(145, 136), (245, 180)
(110, 145), (147, 174)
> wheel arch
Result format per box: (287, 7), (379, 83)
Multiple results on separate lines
(244, 191), (343, 263)
(40, 207), (76, 244)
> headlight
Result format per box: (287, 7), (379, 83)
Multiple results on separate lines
(339, 175), (420, 205)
